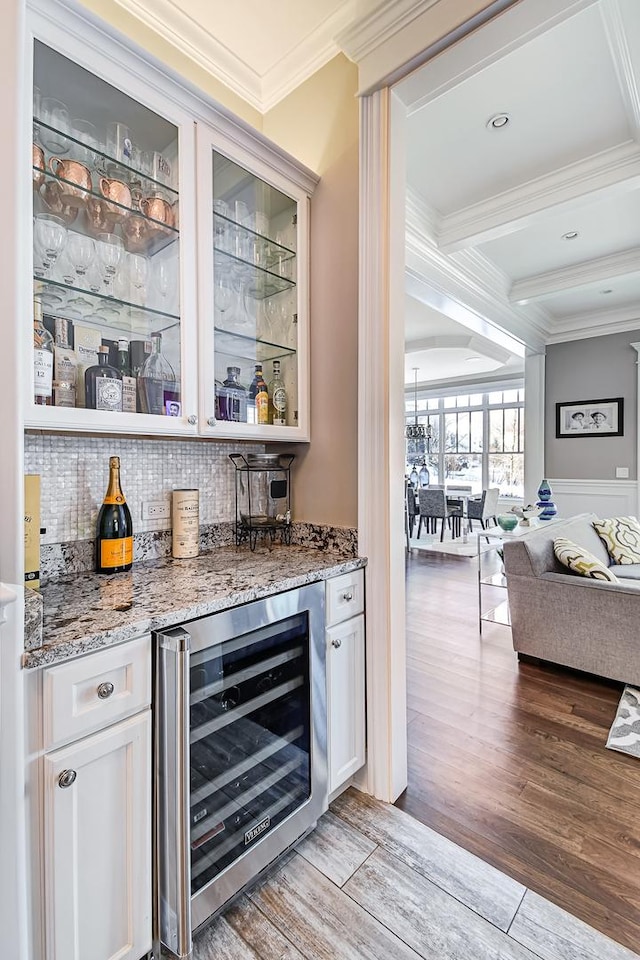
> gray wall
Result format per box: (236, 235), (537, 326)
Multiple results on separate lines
(545, 330), (640, 480)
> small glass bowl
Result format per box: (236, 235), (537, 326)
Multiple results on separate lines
(497, 514), (518, 532)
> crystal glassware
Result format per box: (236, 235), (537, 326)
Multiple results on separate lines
(39, 98), (70, 153)
(128, 253), (148, 305)
(66, 233), (95, 284)
(71, 119), (98, 166)
(137, 331), (178, 415)
(96, 233), (124, 293)
(33, 213), (67, 277)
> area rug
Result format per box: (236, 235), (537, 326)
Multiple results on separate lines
(606, 686), (640, 759)
(408, 537), (477, 558)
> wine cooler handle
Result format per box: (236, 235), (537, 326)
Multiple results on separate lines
(156, 626), (192, 959)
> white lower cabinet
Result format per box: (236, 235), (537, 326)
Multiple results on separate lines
(326, 568), (366, 795)
(40, 636), (152, 960)
(44, 711), (151, 960)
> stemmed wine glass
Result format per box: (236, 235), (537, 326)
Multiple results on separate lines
(129, 254), (149, 306)
(33, 214), (67, 278)
(96, 233), (123, 295)
(66, 233), (95, 287)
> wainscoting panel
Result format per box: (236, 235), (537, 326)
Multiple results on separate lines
(546, 479), (639, 519)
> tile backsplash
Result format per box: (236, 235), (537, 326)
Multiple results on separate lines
(24, 433), (263, 545)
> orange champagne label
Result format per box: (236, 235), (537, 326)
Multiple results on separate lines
(103, 494), (125, 505)
(100, 537), (133, 568)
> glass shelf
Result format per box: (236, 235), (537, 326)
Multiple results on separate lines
(214, 326), (296, 364)
(214, 211), (295, 263)
(34, 119), (179, 197)
(214, 248), (295, 300)
(35, 167), (178, 256)
(481, 599), (511, 626)
(35, 276), (180, 335)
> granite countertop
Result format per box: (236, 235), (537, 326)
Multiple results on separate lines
(23, 545), (366, 669)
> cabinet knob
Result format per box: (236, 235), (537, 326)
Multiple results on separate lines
(331, 638), (342, 649)
(58, 769), (77, 789)
(207, 417), (216, 427)
(97, 681), (114, 700)
(342, 591), (353, 602)
(187, 415), (197, 425)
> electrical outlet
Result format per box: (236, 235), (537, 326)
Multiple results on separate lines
(616, 467), (630, 479)
(142, 500), (170, 520)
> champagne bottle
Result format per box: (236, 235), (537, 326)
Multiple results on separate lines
(95, 456), (133, 574)
(268, 360), (287, 426)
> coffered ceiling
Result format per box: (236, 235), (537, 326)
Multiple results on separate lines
(399, 0), (640, 385)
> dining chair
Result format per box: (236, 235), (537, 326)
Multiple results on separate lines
(467, 487), (500, 529)
(406, 481), (419, 538)
(417, 489), (462, 541)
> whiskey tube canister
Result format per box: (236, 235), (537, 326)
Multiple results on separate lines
(172, 489), (199, 559)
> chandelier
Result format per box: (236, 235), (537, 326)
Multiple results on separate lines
(405, 367), (432, 442)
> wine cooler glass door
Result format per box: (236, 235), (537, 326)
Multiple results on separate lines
(189, 611), (311, 895)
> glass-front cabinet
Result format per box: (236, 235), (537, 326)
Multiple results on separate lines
(25, 9), (315, 441)
(27, 34), (199, 435)
(197, 128), (310, 440)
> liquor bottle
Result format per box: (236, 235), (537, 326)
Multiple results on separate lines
(95, 456), (133, 574)
(268, 360), (287, 426)
(248, 364), (268, 425)
(33, 296), (54, 406)
(217, 366), (247, 422)
(116, 338), (137, 413)
(53, 317), (76, 408)
(137, 331), (178, 415)
(85, 346), (123, 411)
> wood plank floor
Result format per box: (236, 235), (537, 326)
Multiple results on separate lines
(399, 546), (640, 953)
(194, 790), (639, 960)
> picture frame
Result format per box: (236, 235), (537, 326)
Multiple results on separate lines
(555, 397), (623, 438)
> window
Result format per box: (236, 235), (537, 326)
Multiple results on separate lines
(405, 386), (524, 498)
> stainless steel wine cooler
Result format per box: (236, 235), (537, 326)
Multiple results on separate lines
(154, 582), (327, 959)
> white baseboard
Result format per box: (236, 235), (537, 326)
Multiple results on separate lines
(546, 479), (639, 519)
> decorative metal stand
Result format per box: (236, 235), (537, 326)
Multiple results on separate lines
(229, 453), (294, 550)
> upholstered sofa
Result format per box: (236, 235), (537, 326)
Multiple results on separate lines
(502, 513), (640, 685)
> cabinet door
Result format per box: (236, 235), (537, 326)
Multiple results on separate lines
(43, 711), (151, 960)
(27, 25), (199, 435)
(327, 615), (366, 792)
(196, 122), (310, 441)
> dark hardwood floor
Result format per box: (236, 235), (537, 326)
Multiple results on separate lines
(398, 546), (640, 953)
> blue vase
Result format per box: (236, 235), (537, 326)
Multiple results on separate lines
(536, 478), (557, 521)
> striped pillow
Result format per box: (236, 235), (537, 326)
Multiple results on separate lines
(593, 517), (640, 565)
(553, 537), (618, 582)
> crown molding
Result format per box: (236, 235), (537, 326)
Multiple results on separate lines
(544, 303), (640, 342)
(601, 0), (640, 139)
(112, 0), (356, 112)
(405, 185), (440, 242)
(336, 0), (441, 64)
(510, 246), (640, 304)
(438, 141), (640, 253)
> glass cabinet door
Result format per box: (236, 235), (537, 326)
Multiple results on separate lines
(28, 39), (197, 433)
(197, 131), (309, 440)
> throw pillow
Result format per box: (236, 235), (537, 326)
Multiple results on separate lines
(593, 516), (640, 565)
(553, 537), (618, 582)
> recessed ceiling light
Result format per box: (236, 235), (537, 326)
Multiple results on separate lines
(562, 231), (579, 240)
(486, 113), (510, 130)
(601, 288), (613, 294)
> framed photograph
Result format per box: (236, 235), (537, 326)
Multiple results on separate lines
(555, 397), (623, 438)
(165, 400), (182, 417)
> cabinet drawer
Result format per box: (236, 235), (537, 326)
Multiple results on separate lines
(43, 635), (151, 750)
(326, 570), (365, 626)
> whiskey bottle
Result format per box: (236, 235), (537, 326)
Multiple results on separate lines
(248, 364), (268, 425)
(95, 456), (133, 574)
(33, 297), (54, 406)
(85, 346), (123, 412)
(268, 360), (287, 426)
(117, 339), (137, 413)
(53, 317), (76, 408)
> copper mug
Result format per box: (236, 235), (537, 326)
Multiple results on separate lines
(49, 156), (92, 207)
(32, 143), (45, 189)
(99, 176), (132, 220)
(85, 197), (115, 236)
(121, 215), (150, 253)
(40, 179), (79, 226)
(140, 193), (174, 231)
